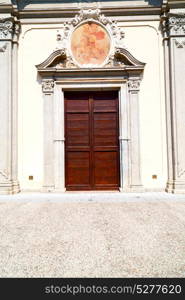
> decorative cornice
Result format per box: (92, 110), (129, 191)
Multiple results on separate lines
(11, 3), (163, 19)
(42, 79), (54, 94)
(128, 80), (141, 93)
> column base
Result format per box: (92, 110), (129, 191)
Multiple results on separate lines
(166, 180), (185, 194)
(12, 180), (20, 194)
(42, 185), (55, 193)
(42, 186), (66, 193)
(0, 180), (20, 195)
(53, 188), (66, 193)
(120, 185), (144, 193)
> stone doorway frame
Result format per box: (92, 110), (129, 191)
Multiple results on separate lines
(35, 7), (145, 192)
(36, 8), (145, 192)
(38, 67), (144, 192)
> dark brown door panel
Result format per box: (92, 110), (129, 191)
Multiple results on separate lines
(65, 91), (120, 190)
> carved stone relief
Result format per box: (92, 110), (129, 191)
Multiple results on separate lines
(178, 168), (185, 178)
(161, 13), (185, 39)
(54, 8), (127, 68)
(0, 170), (9, 181)
(128, 80), (141, 93)
(0, 18), (13, 39)
(42, 80), (54, 94)
(0, 18), (20, 42)
(169, 14), (185, 36)
(0, 42), (7, 52)
(37, 8), (145, 72)
(175, 39), (185, 48)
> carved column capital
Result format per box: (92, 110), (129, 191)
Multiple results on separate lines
(42, 79), (54, 94)
(168, 14), (185, 36)
(161, 13), (185, 39)
(128, 79), (140, 94)
(0, 18), (20, 41)
(13, 22), (21, 43)
(0, 18), (14, 40)
(160, 13), (169, 39)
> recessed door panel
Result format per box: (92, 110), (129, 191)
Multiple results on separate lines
(66, 114), (90, 147)
(65, 91), (120, 190)
(67, 152), (90, 188)
(93, 113), (117, 147)
(94, 151), (119, 187)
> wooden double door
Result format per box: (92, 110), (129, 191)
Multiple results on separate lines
(65, 91), (120, 190)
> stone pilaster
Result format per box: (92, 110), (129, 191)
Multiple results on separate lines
(53, 85), (66, 192)
(0, 17), (20, 194)
(42, 79), (55, 192)
(162, 13), (185, 193)
(12, 22), (21, 193)
(119, 84), (130, 192)
(127, 79), (143, 191)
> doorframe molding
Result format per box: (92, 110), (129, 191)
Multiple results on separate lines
(41, 71), (144, 192)
(37, 12), (145, 191)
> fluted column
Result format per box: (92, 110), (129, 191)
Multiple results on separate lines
(0, 17), (20, 194)
(162, 13), (185, 193)
(12, 22), (21, 193)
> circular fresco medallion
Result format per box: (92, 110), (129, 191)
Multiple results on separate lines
(71, 22), (110, 66)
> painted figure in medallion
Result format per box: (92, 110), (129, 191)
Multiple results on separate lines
(71, 22), (110, 66)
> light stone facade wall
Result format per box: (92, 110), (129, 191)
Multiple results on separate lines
(0, 0), (185, 194)
(18, 21), (167, 191)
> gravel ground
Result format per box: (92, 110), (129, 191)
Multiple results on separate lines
(0, 193), (185, 277)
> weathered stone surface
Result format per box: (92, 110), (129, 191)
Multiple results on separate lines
(0, 194), (185, 277)
(0, 16), (20, 194)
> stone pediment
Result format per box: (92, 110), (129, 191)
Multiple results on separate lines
(36, 8), (145, 73)
(36, 46), (145, 71)
(36, 49), (68, 69)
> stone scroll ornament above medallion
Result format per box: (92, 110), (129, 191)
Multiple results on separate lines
(55, 8), (126, 68)
(36, 8), (145, 70)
